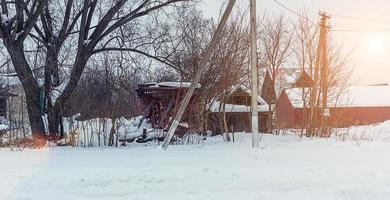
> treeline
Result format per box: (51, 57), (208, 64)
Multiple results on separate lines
(0, 1), (350, 147)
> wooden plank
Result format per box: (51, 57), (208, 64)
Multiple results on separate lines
(161, 0), (237, 150)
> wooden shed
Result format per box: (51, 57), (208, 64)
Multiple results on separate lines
(209, 86), (270, 133)
(136, 82), (201, 136)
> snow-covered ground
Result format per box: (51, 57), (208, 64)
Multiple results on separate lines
(1, 133), (390, 200)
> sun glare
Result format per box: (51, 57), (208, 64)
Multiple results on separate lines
(367, 34), (387, 55)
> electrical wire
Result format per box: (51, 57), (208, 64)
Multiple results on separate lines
(332, 29), (390, 32)
(332, 14), (390, 31)
(271, 0), (390, 32)
(333, 14), (390, 25)
(331, 24), (390, 32)
(270, 0), (317, 26)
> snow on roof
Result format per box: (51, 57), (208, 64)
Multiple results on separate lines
(236, 85), (268, 105)
(209, 101), (269, 113)
(158, 82), (201, 88)
(283, 88), (308, 108)
(284, 73), (297, 84)
(341, 86), (390, 107)
(143, 82), (201, 88)
(284, 85), (390, 108)
(209, 85), (270, 113)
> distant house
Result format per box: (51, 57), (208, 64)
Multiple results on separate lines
(276, 85), (390, 128)
(135, 82), (272, 135)
(274, 67), (300, 95)
(209, 86), (270, 133)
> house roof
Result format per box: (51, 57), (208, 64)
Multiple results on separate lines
(209, 85), (270, 113)
(283, 85), (390, 108)
(294, 71), (314, 88)
(261, 70), (277, 104)
(139, 82), (201, 89)
(283, 88), (309, 108)
(343, 86), (390, 107)
(209, 103), (269, 113)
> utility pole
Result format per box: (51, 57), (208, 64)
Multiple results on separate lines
(250, 0), (259, 148)
(161, 0), (237, 150)
(308, 12), (330, 137)
(318, 12), (330, 137)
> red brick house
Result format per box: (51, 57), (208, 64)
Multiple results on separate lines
(276, 85), (390, 128)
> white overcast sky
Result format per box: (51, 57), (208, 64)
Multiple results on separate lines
(199, 0), (390, 85)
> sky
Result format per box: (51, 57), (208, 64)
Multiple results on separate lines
(199, 0), (390, 85)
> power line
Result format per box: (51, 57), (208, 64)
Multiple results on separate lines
(331, 24), (390, 31)
(270, 0), (317, 25)
(271, 0), (299, 16)
(271, 0), (390, 32)
(332, 29), (390, 32)
(332, 23), (383, 28)
(333, 14), (390, 25)
(332, 15), (390, 31)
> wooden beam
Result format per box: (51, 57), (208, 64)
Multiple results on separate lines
(161, 0), (237, 150)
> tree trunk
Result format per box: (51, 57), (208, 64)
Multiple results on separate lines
(45, 46), (62, 138)
(223, 113), (230, 142)
(222, 96), (231, 142)
(6, 42), (46, 141)
(23, 82), (46, 141)
(46, 51), (90, 139)
(108, 118), (116, 146)
(48, 106), (62, 138)
(24, 81), (46, 141)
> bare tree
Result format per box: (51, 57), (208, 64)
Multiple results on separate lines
(258, 14), (292, 87)
(292, 12), (318, 136)
(0, 0), (189, 144)
(292, 11), (351, 137)
(165, 7), (250, 139)
(0, 0), (49, 144)
(258, 14), (293, 133)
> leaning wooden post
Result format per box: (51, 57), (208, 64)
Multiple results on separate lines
(161, 0), (237, 150)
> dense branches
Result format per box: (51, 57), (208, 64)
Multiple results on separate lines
(0, 0), (190, 142)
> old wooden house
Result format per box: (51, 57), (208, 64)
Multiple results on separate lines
(136, 82), (201, 136)
(209, 86), (271, 133)
(136, 81), (273, 136)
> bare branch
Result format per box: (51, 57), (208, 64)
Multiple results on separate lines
(92, 47), (178, 70)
